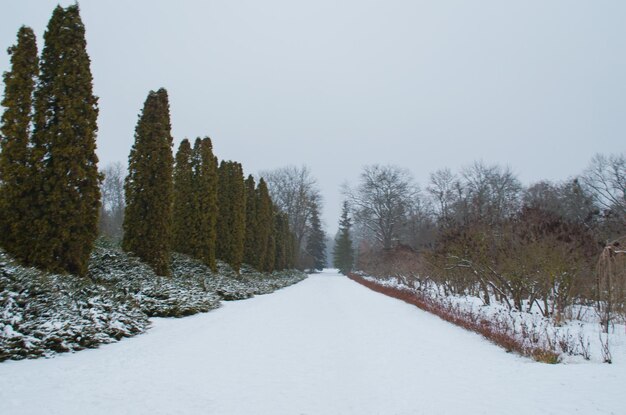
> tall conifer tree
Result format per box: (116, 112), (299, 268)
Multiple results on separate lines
(29, 5), (100, 276)
(217, 161), (246, 272)
(216, 161), (231, 263)
(172, 139), (194, 255)
(190, 137), (218, 270)
(123, 88), (174, 276)
(333, 201), (354, 274)
(0, 26), (38, 260)
(273, 211), (288, 270)
(256, 178), (275, 272)
(305, 201), (326, 271)
(243, 175), (258, 266)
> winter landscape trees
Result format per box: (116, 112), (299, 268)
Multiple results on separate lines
(99, 162), (125, 242)
(0, 4), (308, 362)
(0, 5), (100, 277)
(343, 156), (625, 361)
(0, 5), (304, 280)
(262, 165), (326, 271)
(122, 88), (174, 276)
(0, 26), (38, 263)
(346, 159), (624, 314)
(333, 201), (354, 274)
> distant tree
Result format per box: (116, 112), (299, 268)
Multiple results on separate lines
(99, 162), (126, 241)
(256, 178), (275, 272)
(333, 201), (354, 274)
(345, 164), (418, 250)
(426, 168), (459, 228)
(172, 139), (195, 255)
(581, 154), (625, 241)
(581, 153), (625, 217)
(123, 88), (174, 276)
(243, 175), (258, 266)
(29, 5), (100, 276)
(216, 161), (246, 272)
(305, 201), (326, 271)
(190, 137), (218, 270)
(273, 211), (289, 270)
(0, 26), (38, 260)
(459, 161), (521, 226)
(261, 165), (321, 267)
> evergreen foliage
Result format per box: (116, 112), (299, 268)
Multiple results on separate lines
(305, 201), (326, 271)
(0, 26), (38, 261)
(122, 88), (174, 276)
(189, 137), (218, 270)
(216, 161), (246, 272)
(273, 211), (290, 270)
(172, 139), (194, 255)
(243, 175), (258, 267)
(28, 5), (100, 276)
(333, 201), (354, 274)
(256, 178), (275, 272)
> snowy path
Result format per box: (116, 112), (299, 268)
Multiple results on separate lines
(1, 270), (624, 415)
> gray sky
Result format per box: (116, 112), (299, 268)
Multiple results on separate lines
(2, 0), (626, 233)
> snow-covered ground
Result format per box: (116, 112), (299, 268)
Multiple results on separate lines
(1, 269), (624, 415)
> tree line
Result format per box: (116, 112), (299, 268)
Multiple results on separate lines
(339, 157), (625, 322)
(0, 5), (313, 277)
(121, 88), (301, 276)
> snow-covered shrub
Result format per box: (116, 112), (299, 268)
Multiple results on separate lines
(348, 273), (621, 363)
(1, 249), (148, 361)
(1, 241), (306, 362)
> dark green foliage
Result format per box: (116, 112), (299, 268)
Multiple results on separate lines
(333, 201), (354, 274)
(216, 161), (246, 272)
(305, 201), (326, 271)
(273, 211), (291, 270)
(243, 175), (258, 266)
(123, 88), (174, 276)
(189, 137), (218, 270)
(28, 5), (101, 276)
(172, 139), (194, 255)
(256, 178), (275, 272)
(0, 26), (38, 261)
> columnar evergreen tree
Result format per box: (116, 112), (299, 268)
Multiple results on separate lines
(0, 26), (38, 260)
(217, 161), (246, 272)
(190, 137), (218, 270)
(29, 5), (100, 276)
(333, 201), (354, 274)
(256, 178), (275, 272)
(305, 201), (327, 271)
(172, 139), (194, 255)
(243, 175), (258, 266)
(273, 211), (287, 270)
(123, 88), (174, 276)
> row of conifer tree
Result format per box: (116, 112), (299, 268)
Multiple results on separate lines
(124, 88), (297, 276)
(0, 5), (297, 277)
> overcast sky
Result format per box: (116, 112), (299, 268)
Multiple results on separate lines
(2, 0), (625, 233)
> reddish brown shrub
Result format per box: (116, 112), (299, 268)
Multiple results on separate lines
(347, 273), (560, 363)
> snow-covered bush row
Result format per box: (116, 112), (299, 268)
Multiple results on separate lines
(1, 242), (306, 362)
(0, 249), (148, 361)
(352, 273), (624, 363)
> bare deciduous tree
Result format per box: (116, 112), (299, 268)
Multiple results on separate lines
(427, 168), (459, 226)
(581, 153), (625, 217)
(99, 162), (126, 241)
(459, 161), (522, 225)
(345, 164), (419, 250)
(261, 165), (321, 266)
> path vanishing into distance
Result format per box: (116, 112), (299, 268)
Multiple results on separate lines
(1, 269), (624, 415)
